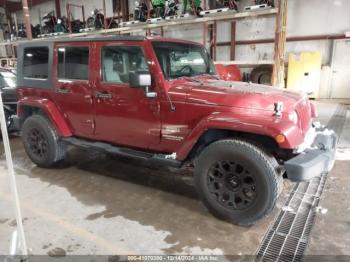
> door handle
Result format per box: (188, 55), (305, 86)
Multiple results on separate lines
(95, 91), (112, 99)
(56, 87), (71, 94)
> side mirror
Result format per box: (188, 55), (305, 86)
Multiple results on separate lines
(129, 71), (151, 88)
(129, 71), (156, 98)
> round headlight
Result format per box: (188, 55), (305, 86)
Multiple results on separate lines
(289, 111), (298, 124)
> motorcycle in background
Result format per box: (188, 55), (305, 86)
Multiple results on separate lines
(31, 24), (41, 38)
(54, 18), (68, 33)
(134, 0), (151, 22)
(70, 17), (85, 33)
(87, 8), (105, 29)
(16, 24), (27, 38)
(182, 0), (203, 16)
(87, 8), (118, 29)
(254, 0), (274, 6)
(209, 0), (238, 11)
(107, 19), (118, 28)
(164, 0), (179, 17)
(42, 10), (57, 34)
(152, 0), (165, 18)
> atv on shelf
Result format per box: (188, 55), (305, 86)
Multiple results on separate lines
(14, 36), (336, 225)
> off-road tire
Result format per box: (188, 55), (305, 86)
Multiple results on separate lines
(194, 139), (281, 225)
(22, 115), (66, 168)
(250, 65), (273, 85)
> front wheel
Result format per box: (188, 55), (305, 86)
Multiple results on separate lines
(194, 139), (282, 225)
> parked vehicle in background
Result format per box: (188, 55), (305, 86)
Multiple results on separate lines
(215, 64), (241, 81)
(0, 69), (17, 131)
(15, 36), (336, 225)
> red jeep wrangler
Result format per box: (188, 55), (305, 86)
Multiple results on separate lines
(15, 36), (336, 225)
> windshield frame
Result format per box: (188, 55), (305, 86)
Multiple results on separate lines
(151, 41), (216, 80)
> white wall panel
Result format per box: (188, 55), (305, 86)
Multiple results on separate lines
(163, 24), (204, 44)
(15, 1), (56, 25)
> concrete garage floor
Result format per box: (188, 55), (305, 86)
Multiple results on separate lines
(0, 100), (349, 258)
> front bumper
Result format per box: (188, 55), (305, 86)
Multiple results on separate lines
(284, 127), (337, 182)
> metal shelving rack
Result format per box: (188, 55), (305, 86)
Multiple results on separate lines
(0, 0), (287, 86)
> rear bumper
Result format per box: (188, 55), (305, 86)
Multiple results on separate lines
(10, 114), (21, 132)
(285, 128), (337, 182)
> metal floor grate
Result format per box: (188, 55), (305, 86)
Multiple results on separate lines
(256, 104), (348, 262)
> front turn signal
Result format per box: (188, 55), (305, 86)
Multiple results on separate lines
(275, 134), (286, 144)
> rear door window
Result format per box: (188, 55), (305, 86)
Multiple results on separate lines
(58, 46), (89, 80)
(23, 47), (49, 79)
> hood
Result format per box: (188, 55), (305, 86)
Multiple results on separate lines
(169, 79), (305, 113)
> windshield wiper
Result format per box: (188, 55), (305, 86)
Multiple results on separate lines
(198, 73), (220, 80)
(176, 76), (202, 83)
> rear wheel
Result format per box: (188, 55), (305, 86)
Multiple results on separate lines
(194, 139), (282, 225)
(22, 115), (66, 168)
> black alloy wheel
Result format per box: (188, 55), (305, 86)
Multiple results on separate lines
(207, 160), (257, 210)
(27, 127), (48, 160)
(22, 115), (66, 168)
(194, 139), (282, 225)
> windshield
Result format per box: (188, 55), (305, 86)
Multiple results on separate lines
(0, 72), (16, 88)
(152, 42), (216, 79)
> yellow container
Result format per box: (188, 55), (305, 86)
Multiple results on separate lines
(287, 52), (322, 98)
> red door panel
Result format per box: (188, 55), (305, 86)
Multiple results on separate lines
(93, 41), (161, 150)
(53, 42), (95, 138)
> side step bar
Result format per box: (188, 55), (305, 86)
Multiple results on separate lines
(62, 137), (182, 168)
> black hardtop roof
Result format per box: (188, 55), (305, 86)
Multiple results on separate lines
(18, 35), (146, 48)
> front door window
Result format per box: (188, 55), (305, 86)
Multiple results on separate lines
(102, 45), (149, 84)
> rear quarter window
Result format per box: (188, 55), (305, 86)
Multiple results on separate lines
(23, 47), (49, 79)
(17, 43), (53, 89)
